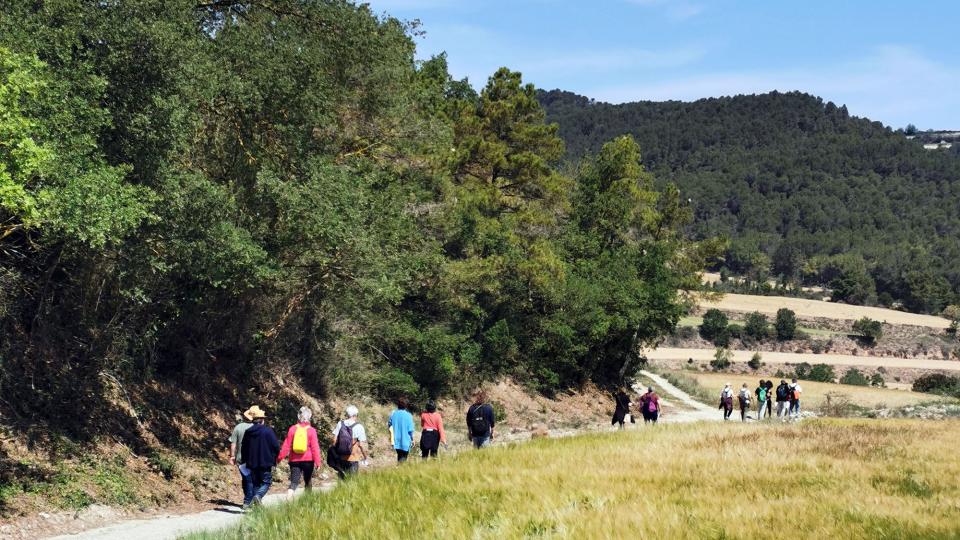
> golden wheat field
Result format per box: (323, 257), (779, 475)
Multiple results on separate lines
(189, 420), (960, 539)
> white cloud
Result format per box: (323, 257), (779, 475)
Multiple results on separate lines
(585, 45), (960, 128)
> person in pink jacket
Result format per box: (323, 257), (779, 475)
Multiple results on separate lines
(276, 406), (322, 498)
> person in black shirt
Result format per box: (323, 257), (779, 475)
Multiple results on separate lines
(611, 388), (633, 429)
(466, 390), (496, 449)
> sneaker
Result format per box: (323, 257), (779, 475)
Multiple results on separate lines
(242, 504), (251, 512)
(252, 495), (262, 506)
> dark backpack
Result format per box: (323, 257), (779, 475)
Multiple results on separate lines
(469, 404), (490, 436)
(776, 385), (788, 400)
(335, 421), (358, 457)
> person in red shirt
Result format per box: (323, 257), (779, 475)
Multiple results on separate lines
(419, 400), (447, 458)
(276, 406), (322, 498)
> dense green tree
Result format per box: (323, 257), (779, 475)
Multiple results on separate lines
(700, 308), (729, 345)
(839, 368), (869, 386)
(744, 312), (770, 342)
(852, 317), (883, 345)
(775, 308), (798, 340)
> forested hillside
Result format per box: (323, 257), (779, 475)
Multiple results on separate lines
(0, 0), (713, 474)
(539, 90), (960, 314)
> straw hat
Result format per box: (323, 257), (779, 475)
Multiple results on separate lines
(243, 405), (266, 420)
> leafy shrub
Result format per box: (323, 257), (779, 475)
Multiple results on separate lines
(869, 373), (886, 387)
(710, 347), (733, 370)
(852, 317), (883, 344)
(911, 373), (960, 396)
(775, 308), (797, 340)
(793, 362), (812, 378)
(807, 364), (836, 383)
(819, 392), (862, 417)
(839, 368), (869, 386)
(744, 312), (769, 341)
(700, 309), (729, 345)
(747, 352), (762, 370)
(490, 400), (508, 423)
(726, 324), (743, 339)
(373, 368), (423, 403)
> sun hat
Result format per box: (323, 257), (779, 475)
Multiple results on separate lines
(244, 405), (266, 420)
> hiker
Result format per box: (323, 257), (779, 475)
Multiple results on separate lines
(239, 406), (280, 508)
(419, 400), (447, 458)
(639, 386), (661, 423)
(764, 380), (774, 418)
(388, 397), (415, 462)
(755, 380), (768, 421)
(738, 383), (751, 422)
(466, 390), (496, 448)
(775, 379), (791, 418)
(276, 406), (322, 499)
(790, 379), (803, 417)
(329, 405), (368, 479)
(719, 383), (734, 420)
(228, 406), (255, 506)
(611, 387), (633, 429)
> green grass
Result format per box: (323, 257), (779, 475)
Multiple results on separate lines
(187, 420), (960, 539)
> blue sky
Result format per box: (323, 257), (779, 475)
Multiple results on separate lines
(364, 0), (960, 129)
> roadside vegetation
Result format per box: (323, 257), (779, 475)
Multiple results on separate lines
(189, 420), (960, 539)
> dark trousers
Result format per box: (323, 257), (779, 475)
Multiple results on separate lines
(420, 430), (440, 458)
(288, 461), (314, 491)
(248, 467), (272, 505)
(722, 399), (733, 420)
(396, 449), (409, 462)
(643, 410), (659, 423)
(337, 461), (359, 480)
(766, 397), (773, 417)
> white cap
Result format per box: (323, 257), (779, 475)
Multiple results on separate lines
(345, 405), (359, 417)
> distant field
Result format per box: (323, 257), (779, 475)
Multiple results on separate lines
(678, 315), (844, 337)
(648, 347), (960, 372)
(700, 293), (951, 328)
(686, 370), (948, 410)
(192, 420), (960, 539)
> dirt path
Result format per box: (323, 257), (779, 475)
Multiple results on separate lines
(647, 347), (960, 371)
(636, 370), (719, 423)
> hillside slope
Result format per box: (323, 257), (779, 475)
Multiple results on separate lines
(539, 90), (960, 313)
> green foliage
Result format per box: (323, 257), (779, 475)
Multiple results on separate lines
(710, 348), (733, 370)
(869, 373), (886, 388)
(775, 308), (798, 340)
(747, 352), (762, 370)
(839, 368), (870, 386)
(540, 90), (960, 314)
(801, 364), (836, 383)
(743, 312), (769, 342)
(373, 369), (423, 404)
(700, 309), (729, 345)
(912, 374), (960, 397)
(853, 317), (883, 344)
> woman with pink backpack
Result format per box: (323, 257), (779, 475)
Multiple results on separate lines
(639, 386), (661, 423)
(276, 406), (322, 499)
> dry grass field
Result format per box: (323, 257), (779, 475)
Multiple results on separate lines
(700, 293), (951, 328)
(190, 420), (960, 539)
(685, 370), (949, 410)
(647, 347), (960, 372)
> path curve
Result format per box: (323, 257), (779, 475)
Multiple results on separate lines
(636, 370), (719, 423)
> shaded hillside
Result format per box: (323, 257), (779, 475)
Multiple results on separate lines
(539, 90), (960, 313)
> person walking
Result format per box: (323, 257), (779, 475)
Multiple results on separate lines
(466, 390), (496, 448)
(388, 397), (415, 462)
(639, 386), (661, 423)
(775, 379), (791, 418)
(419, 400), (447, 459)
(239, 406), (280, 509)
(738, 383), (752, 422)
(228, 406), (256, 506)
(755, 380), (768, 421)
(611, 387), (633, 429)
(719, 383), (734, 421)
(765, 380), (774, 418)
(276, 406), (322, 499)
(790, 378), (803, 417)
(330, 405), (368, 479)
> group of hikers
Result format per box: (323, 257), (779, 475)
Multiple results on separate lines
(611, 386), (662, 428)
(227, 391), (496, 510)
(720, 378), (803, 421)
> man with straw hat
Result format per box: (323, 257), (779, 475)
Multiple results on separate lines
(228, 405), (257, 507)
(239, 405), (280, 508)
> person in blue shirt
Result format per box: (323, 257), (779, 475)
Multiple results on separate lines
(388, 397), (415, 462)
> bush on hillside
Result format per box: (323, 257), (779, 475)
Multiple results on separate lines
(869, 373), (886, 387)
(839, 368), (869, 386)
(373, 368), (423, 403)
(748, 352), (763, 370)
(852, 317), (883, 344)
(710, 348), (733, 370)
(796, 362), (835, 382)
(744, 312), (769, 342)
(775, 308), (797, 340)
(912, 373), (960, 396)
(700, 309), (729, 345)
